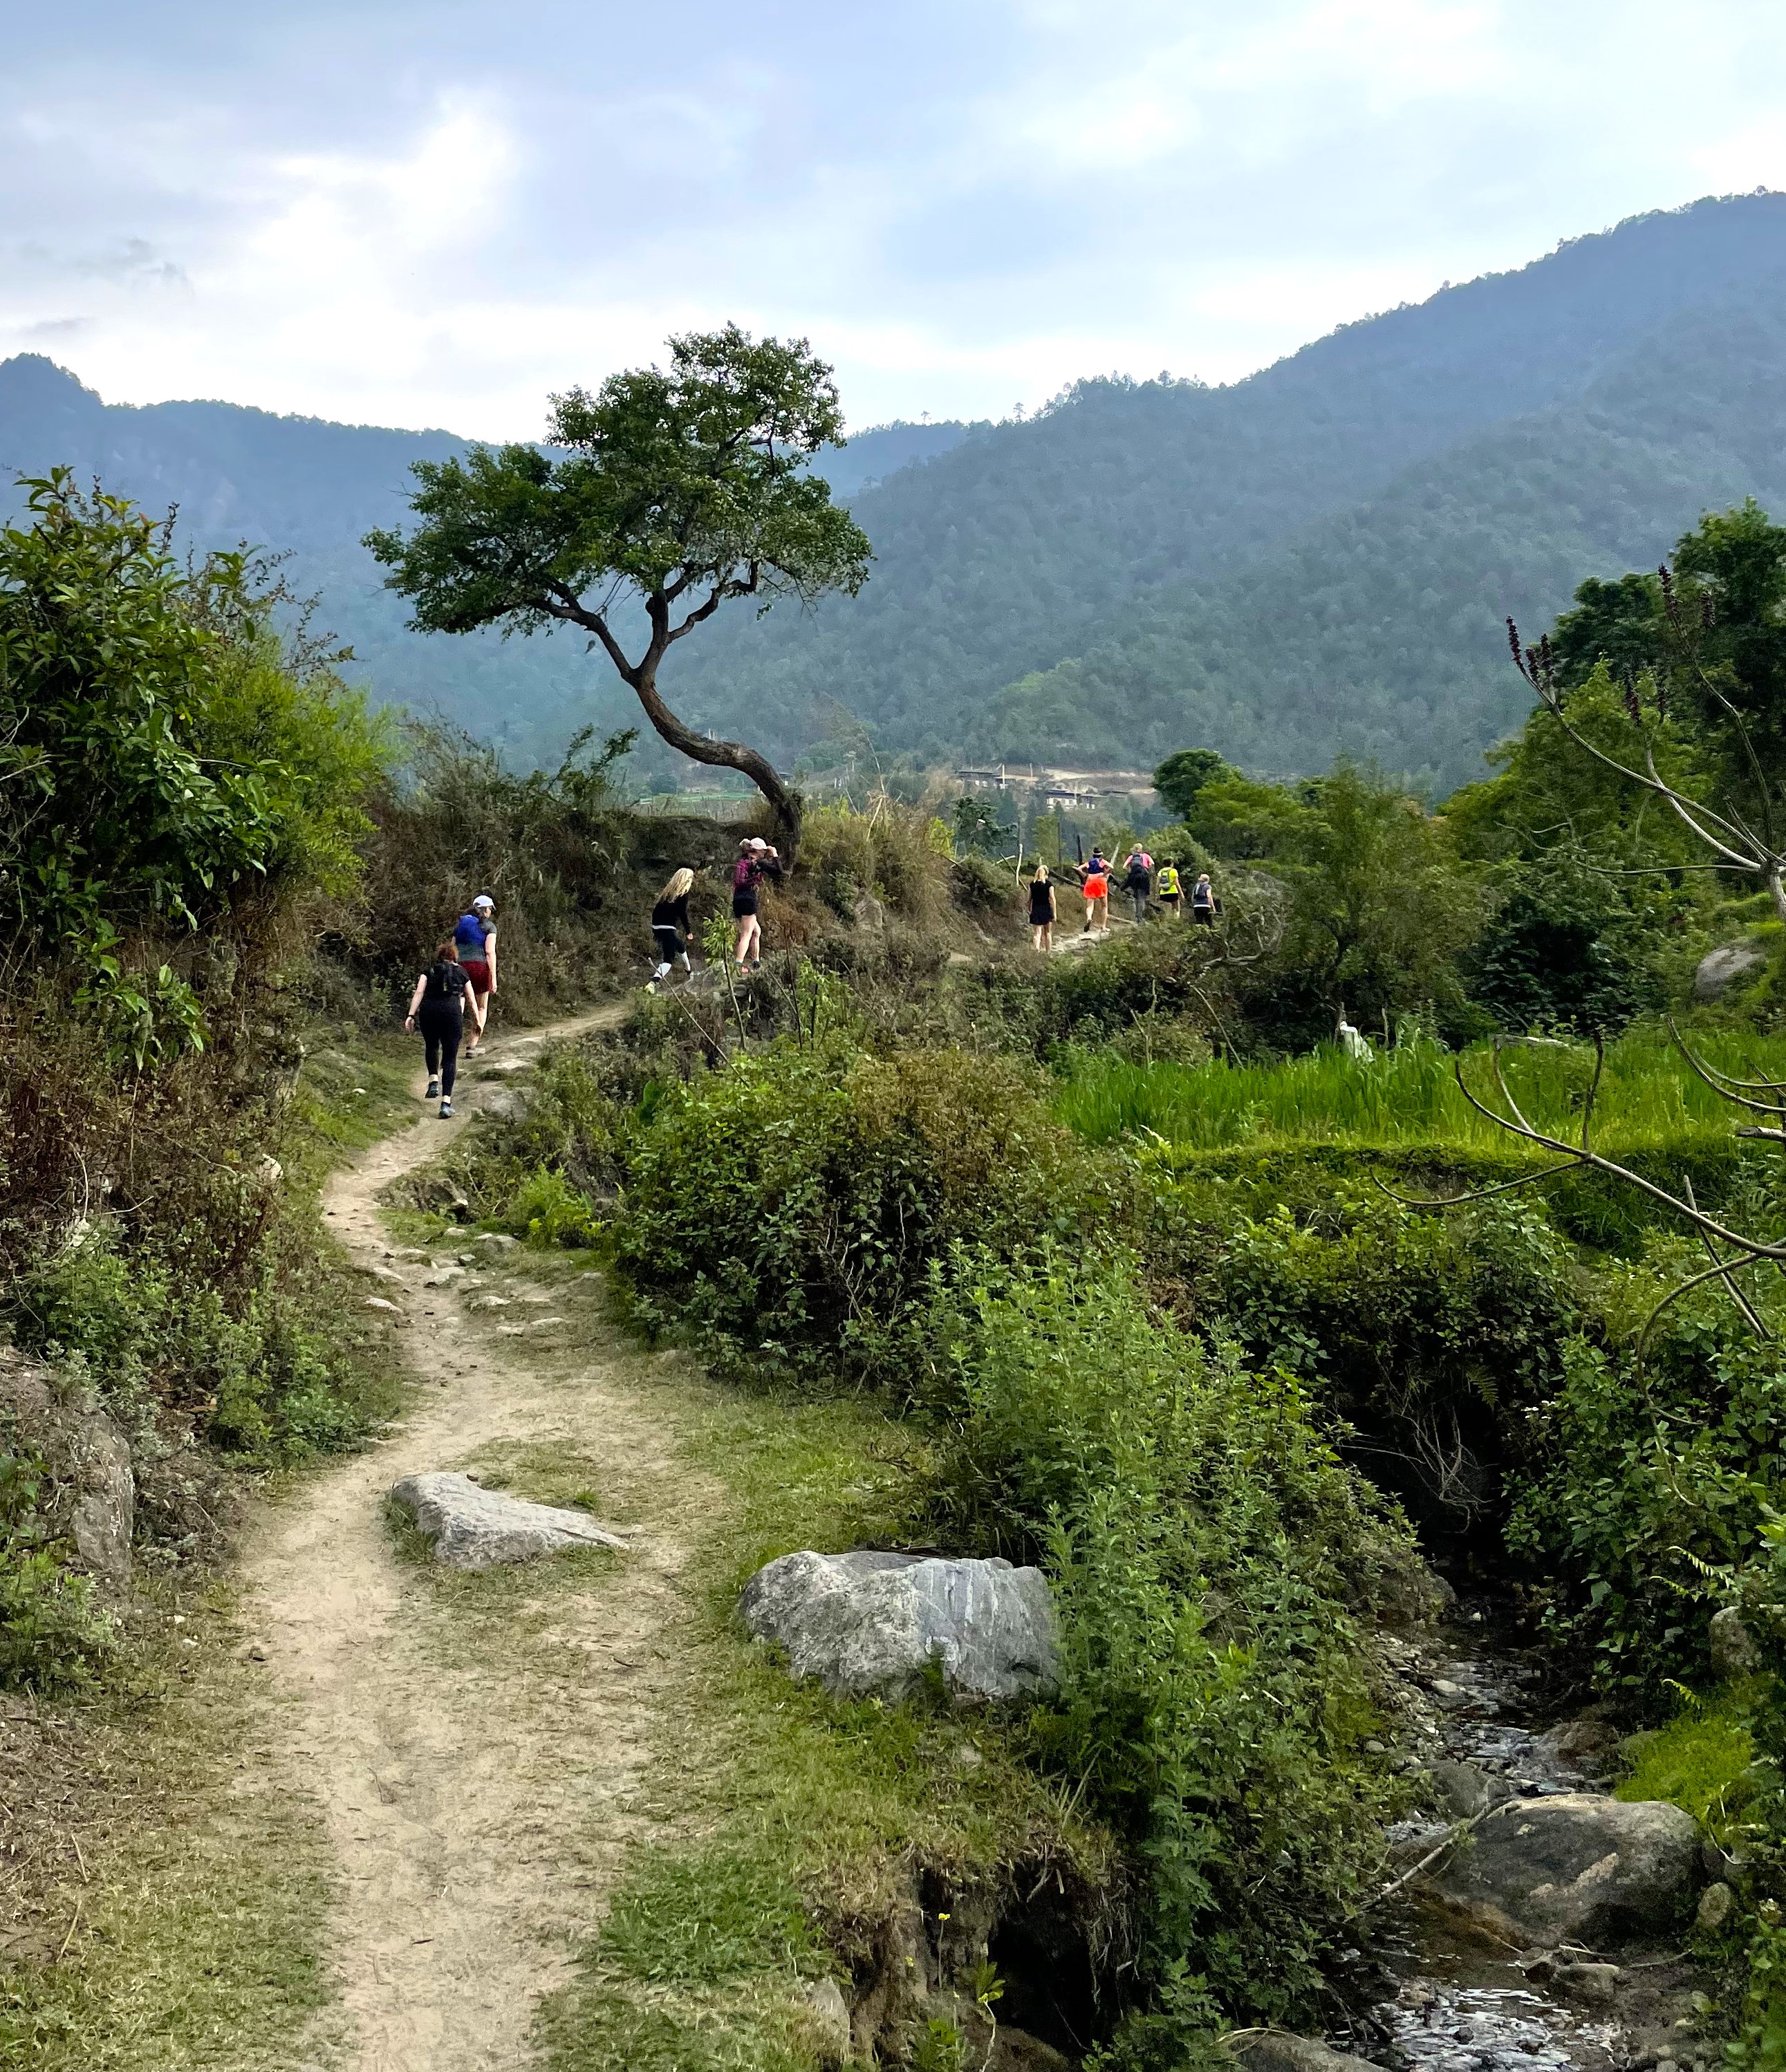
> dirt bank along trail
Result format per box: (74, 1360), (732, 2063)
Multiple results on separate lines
(243, 1002), (682, 2072)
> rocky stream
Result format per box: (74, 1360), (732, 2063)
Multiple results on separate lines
(1317, 1602), (1722, 2072)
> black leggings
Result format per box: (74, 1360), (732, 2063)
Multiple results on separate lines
(418, 1009), (463, 1095)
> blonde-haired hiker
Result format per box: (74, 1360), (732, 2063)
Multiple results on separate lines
(1027, 864), (1057, 953)
(650, 868), (696, 986)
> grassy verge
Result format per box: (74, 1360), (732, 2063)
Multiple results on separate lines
(0, 1581), (340, 2071)
(0, 1016), (423, 2070)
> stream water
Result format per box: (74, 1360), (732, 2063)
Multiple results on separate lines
(1334, 1606), (1706, 2072)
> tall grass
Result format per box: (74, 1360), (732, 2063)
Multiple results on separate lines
(1052, 1025), (1786, 1155)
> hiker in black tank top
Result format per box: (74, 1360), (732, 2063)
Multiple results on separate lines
(404, 939), (487, 1118)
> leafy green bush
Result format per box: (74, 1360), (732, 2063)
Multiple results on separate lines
(8, 1214), (385, 1463)
(507, 1167), (604, 1249)
(1196, 1194), (1576, 1539)
(911, 1261), (1412, 2031)
(1507, 1291), (1786, 1697)
(1467, 850), (1664, 1034)
(611, 1039), (1107, 1386)
(0, 470), (384, 1054)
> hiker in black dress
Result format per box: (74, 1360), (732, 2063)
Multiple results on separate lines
(1027, 864), (1057, 953)
(403, 939), (486, 1119)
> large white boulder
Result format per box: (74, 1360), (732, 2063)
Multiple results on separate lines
(389, 1471), (628, 1569)
(740, 1549), (1059, 1703)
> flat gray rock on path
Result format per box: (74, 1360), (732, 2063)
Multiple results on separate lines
(1431, 1791), (1701, 1945)
(740, 1549), (1059, 1702)
(390, 1470), (630, 1569)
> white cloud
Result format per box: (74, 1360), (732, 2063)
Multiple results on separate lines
(3, 0), (1786, 433)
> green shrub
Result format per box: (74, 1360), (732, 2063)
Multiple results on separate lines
(911, 1261), (1412, 2030)
(1507, 1283), (1786, 1698)
(1467, 850), (1663, 1034)
(8, 1217), (385, 1464)
(611, 1039), (1107, 1387)
(506, 1166), (604, 1249)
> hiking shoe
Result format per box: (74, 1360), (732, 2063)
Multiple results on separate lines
(425, 1078), (440, 1099)
(438, 1098), (454, 1119)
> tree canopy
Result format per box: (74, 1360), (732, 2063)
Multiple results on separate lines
(366, 326), (872, 839)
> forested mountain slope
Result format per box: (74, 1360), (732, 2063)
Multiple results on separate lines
(974, 282), (1786, 790)
(0, 358), (968, 768)
(660, 191), (1786, 776)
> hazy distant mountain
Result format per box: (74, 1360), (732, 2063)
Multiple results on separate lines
(6, 190), (1786, 788)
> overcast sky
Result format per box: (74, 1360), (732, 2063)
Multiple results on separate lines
(5, 0), (1786, 438)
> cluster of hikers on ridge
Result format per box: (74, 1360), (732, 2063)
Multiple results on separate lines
(400, 839), (786, 1111)
(1026, 847), (1218, 951)
(401, 834), (1215, 1106)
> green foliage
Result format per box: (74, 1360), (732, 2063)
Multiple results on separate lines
(505, 1166), (604, 1249)
(1202, 1195), (1575, 1476)
(1220, 763), (1485, 1041)
(0, 470), (384, 1056)
(911, 2018), (969, 2072)
(611, 1040), (1104, 1387)
(1617, 1694), (1758, 1837)
(951, 793), (1015, 858)
(366, 325), (872, 828)
(912, 1262), (1409, 2028)
(1551, 500), (1786, 779)
(1152, 749), (1237, 821)
(8, 1208), (387, 1464)
(1506, 1293), (1786, 1696)
(0, 1450), (115, 1691)
(1465, 848), (1664, 1034)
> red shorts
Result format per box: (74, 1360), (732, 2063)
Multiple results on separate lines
(461, 959), (492, 996)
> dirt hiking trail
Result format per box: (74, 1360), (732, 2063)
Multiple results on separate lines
(243, 1001), (685, 2072)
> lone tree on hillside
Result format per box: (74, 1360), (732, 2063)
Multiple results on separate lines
(366, 326), (873, 853)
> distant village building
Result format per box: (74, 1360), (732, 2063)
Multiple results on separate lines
(954, 764), (1160, 812)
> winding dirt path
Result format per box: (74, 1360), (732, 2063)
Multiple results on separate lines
(242, 1002), (682, 2072)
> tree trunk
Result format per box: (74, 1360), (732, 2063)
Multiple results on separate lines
(632, 662), (803, 861)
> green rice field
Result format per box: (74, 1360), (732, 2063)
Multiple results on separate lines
(1052, 1024), (1786, 1157)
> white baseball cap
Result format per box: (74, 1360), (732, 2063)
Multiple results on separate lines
(472, 893), (494, 910)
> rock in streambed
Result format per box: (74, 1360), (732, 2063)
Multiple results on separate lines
(740, 1549), (1059, 1702)
(1430, 1791), (1702, 1945)
(389, 1471), (629, 1569)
